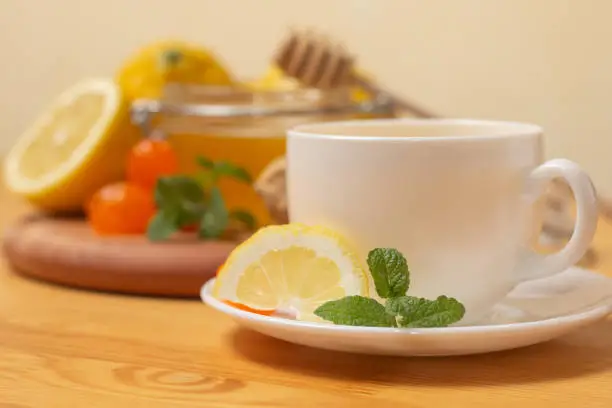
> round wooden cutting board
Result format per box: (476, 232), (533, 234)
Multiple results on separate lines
(2, 214), (239, 297)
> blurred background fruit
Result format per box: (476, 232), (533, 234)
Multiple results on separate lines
(3, 78), (139, 212)
(86, 181), (156, 235)
(243, 64), (301, 91)
(244, 64), (373, 103)
(117, 40), (235, 101)
(127, 138), (179, 190)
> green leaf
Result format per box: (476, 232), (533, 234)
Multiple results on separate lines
(195, 171), (215, 191)
(213, 161), (252, 184)
(366, 248), (410, 298)
(154, 176), (205, 209)
(199, 186), (229, 239)
(314, 296), (395, 327)
(196, 156), (214, 169)
(154, 176), (207, 229)
(229, 209), (257, 230)
(147, 211), (179, 241)
(385, 296), (465, 328)
(175, 206), (204, 228)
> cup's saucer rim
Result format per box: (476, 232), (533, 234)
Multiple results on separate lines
(200, 275), (612, 336)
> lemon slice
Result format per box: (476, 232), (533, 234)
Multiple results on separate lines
(213, 223), (369, 320)
(4, 78), (139, 211)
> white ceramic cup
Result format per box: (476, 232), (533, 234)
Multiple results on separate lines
(286, 119), (598, 324)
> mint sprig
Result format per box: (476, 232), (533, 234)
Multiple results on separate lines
(147, 176), (206, 240)
(199, 186), (229, 239)
(196, 156), (253, 184)
(147, 155), (257, 241)
(314, 296), (395, 327)
(147, 211), (181, 241)
(367, 248), (409, 298)
(314, 248), (465, 328)
(385, 295), (465, 328)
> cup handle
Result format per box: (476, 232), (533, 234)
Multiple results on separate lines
(516, 158), (598, 283)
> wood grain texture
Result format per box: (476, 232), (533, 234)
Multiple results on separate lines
(1, 186), (612, 407)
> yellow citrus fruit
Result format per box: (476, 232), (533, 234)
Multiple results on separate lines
(213, 223), (369, 321)
(4, 78), (139, 212)
(117, 40), (234, 101)
(244, 64), (374, 103)
(243, 64), (301, 91)
(350, 67), (375, 103)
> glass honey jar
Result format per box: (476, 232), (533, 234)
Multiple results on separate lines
(131, 84), (395, 226)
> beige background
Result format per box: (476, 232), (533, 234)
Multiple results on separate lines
(2, 0), (612, 194)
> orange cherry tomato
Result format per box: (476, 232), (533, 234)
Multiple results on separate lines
(87, 182), (156, 235)
(223, 300), (276, 316)
(127, 138), (179, 190)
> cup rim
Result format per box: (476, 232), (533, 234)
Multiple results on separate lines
(288, 118), (543, 142)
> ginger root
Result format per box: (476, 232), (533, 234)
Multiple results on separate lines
(254, 156), (288, 224)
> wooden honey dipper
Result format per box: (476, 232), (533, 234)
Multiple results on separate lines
(273, 29), (437, 118)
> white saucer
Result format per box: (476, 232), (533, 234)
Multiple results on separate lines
(200, 266), (612, 356)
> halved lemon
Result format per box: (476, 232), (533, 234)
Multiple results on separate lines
(4, 78), (139, 211)
(213, 223), (369, 320)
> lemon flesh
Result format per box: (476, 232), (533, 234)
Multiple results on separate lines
(4, 78), (138, 211)
(214, 224), (369, 320)
(18, 93), (106, 180)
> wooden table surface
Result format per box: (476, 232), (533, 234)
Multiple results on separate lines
(1, 188), (612, 407)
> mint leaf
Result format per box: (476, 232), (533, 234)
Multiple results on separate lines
(199, 186), (229, 239)
(385, 296), (465, 328)
(175, 206), (204, 228)
(195, 171), (215, 191)
(196, 156), (214, 169)
(147, 211), (179, 241)
(367, 248), (409, 298)
(213, 161), (252, 184)
(195, 157), (251, 185)
(151, 176), (207, 241)
(229, 209), (257, 230)
(314, 296), (395, 327)
(154, 176), (204, 210)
